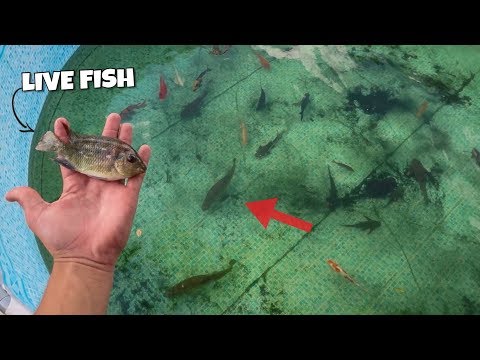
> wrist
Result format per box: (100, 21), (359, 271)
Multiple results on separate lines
(53, 257), (116, 273)
(36, 260), (114, 315)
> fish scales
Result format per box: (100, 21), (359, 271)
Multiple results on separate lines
(35, 130), (146, 181)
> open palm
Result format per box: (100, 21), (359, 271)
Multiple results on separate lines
(6, 114), (151, 268)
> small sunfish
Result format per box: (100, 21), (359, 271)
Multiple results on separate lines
(35, 125), (146, 181)
(180, 90), (209, 120)
(343, 215), (381, 234)
(202, 159), (236, 211)
(472, 148), (480, 167)
(165, 260), (237, 297)
(255, 131), (285, 159)
(299, 93), (310, 121)
(193, 68), (211, 91)
(405, 159), (430, 203)
(256, 87), (266, 111)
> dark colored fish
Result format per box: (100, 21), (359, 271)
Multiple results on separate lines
(326, 165), (340, 211)
(181, 90), (209, 120)
(256, 87), (266, 111)
(343, 216), (381, 234)
(405, 159), (430, 203)
(210, 45), (221, 55)
(202, 159), (236, 211)
(332, 160), (354, 172)
(472, 148), (480, 167)
(210, 45), (231, 55)
(196, 68), (211, 80)
(165, 260), (237, 297)
(255, 131), (285, 159)
(364, 177), (397, 199)
(300, 93), (310, 121)
(166, 169), (172, 183)
(193, 68), (211, 91)
(119, 100), (147, 119)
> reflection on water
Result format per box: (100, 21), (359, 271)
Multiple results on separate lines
(29, 45), (480, 314)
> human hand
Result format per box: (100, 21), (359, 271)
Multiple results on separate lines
(5, 113), (151, 271)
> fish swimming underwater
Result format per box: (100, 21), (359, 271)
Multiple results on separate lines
(343, 215), (381, 234)
(405, 159), (431, 203)
(173, 65), (185, 87)
(181, 90), (209, 120)
(416, 100), (429, 118)
(255, 52), (270, 70)
(326, 165), (340, 211)
(299, 93), (310, 121)
(255, 131), (285, 159)
(159, 76), (168, 100)
(327, 259), (362, 288)
(256, 87), (266, 111)
(193, 68), (211, 91)
(119, 100), (147, 119)
(202, 158), (236, 211)
(210, 45), (231, 55)
(240, 121), (248, 146)
(35, 126), (146, 181)
(472, 148), (480, 167)
(165, 260), (237, 297)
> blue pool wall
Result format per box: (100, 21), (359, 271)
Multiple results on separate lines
(0, 45), (79, 310)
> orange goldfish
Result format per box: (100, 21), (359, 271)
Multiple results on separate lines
(327, 259), (360, 286)
(255, 52), (270, 70)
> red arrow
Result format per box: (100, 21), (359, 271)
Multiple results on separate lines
(245, 198), (313, 232)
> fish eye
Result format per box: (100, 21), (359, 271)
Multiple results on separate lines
(127, 154), (137, 163)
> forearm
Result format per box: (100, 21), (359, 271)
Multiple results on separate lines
(36, 260), (114, 315)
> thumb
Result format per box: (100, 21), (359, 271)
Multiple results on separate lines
(5, 187), (48, 229)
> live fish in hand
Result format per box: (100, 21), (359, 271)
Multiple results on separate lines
(35, 126), (146, 181)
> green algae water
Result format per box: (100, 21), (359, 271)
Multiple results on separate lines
(29, 45), (480, 314)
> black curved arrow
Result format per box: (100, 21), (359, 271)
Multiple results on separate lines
(12, 87), (34, 133)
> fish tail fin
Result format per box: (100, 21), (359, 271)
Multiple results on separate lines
(35, 131), (62, 152)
